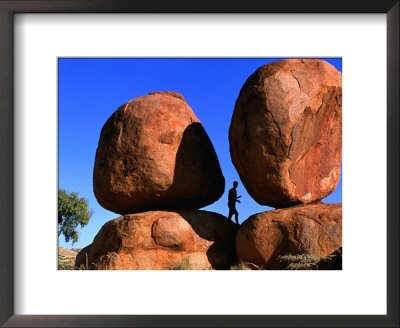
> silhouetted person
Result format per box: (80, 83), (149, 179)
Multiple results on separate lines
(228, 181), (241, 225)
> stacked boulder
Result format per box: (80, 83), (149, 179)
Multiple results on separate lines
(76, 91), (237, 270)
(230, 59), (343, 269)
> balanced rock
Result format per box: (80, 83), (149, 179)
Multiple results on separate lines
(75, 210), (238, 270)
(93, 91), (225, 214)
(229, 59), (342, 208)
(236, 203), (342, 269)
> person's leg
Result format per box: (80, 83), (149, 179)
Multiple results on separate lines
(228, 207), (233, 221)
(234, 209), (239, 225)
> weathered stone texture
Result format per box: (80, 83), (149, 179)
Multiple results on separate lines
(93, 91), (225, 214)
(229, 59), (342, 207)
(236, 203), (342, 269)
(75, 210), (238, 270)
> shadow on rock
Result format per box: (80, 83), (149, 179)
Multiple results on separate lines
(163, 122), (225, 209)
(176, 210), (238, 270)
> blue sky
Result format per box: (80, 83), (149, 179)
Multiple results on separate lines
(58, 58), (342, 249)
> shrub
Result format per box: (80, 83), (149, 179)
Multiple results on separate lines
(278, 253), (336, 270)
(58, 255), (76, 270)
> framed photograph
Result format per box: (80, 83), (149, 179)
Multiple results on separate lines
(0, 1), (398, 327)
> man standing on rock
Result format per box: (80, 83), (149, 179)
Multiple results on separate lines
(228, 181), (241, 225)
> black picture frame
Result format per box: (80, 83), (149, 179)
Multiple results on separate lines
(0, 1), (398, 327)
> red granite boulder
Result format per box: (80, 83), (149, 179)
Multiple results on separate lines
(75, 210), (238, 270)
(229, 59), (342, 208)
(236, 203), (342, 269)
(93, 91), (225, 214)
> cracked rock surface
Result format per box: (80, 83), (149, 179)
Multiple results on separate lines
(229, 59), (342, 208)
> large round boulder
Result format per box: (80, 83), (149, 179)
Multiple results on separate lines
(75, 210), (238, 270)
(236, 203), (342, 269)
(229, 59), (342, 208)
(93, 91), (225, 214)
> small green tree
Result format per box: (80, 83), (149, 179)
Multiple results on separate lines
(58, 188), (93, 244)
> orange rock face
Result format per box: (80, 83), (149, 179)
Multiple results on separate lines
(93, 91), (225, 214)
(75, 210), (238, 270)
(236, 203), (342, 269)
(229, 59), (342, 208)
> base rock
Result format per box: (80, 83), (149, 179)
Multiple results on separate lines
(75, 210), (238, 270)
(236, 203), (342, 269)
